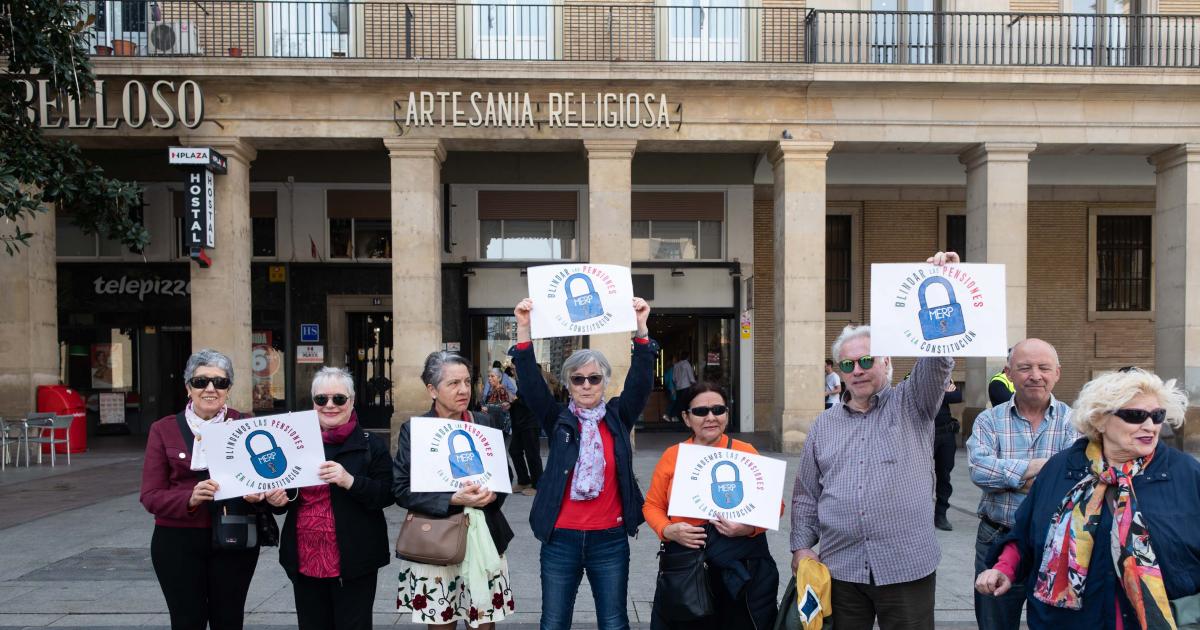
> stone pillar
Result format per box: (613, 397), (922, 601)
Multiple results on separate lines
(584, 140), (638, 398)
(183, 137), (256, 412)
(0, 205), (58, 417)
(959, 142), (1034, 417)
(769, 140), (833, 452)
(385, 138), (446, 437)
(1150, 144), (1200, 448)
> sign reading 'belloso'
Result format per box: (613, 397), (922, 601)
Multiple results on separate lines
(16, 79), (203, 130)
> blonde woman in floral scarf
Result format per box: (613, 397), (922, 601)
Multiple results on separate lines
(976, 368), (1200, 630)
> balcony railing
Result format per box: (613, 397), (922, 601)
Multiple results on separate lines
(84, 1), (1200, 67)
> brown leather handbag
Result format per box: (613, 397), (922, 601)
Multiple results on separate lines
(394, 511), (470, 566)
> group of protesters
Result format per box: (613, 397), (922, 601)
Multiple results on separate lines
(139, 249), (1200, 630)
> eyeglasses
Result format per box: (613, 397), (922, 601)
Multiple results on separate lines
(313, 394), (351, 407)
(570, 374), (604, 386)
(687, 404), (728, 417)
(838, 356), (875, 373)
(1111, 408), (1167, 425)
(188, 376), (231, 390)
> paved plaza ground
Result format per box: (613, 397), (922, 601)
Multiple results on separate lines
(0, 432), (988, 629)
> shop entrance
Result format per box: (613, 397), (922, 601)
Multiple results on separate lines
(645, 314), (736, 431)
(468, 314), (582, 406)
(345, 312), (393, 429)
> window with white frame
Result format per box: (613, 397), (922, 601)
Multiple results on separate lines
(327, 190), (390, 260)
(478, 190), (577, 260)
(472, 0), (556, 60)
(174, 190), (277, 258)
(631, 191), (724, 260)
(665, 0), (748, 61)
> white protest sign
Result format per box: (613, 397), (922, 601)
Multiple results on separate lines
(526, 264), (636, 339)
(409, 417), (512, 494)
(870, 263), (1008, 357)
(667, 443), (787, 530)
(198, 410), (325, 500)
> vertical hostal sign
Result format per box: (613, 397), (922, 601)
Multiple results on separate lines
(168, 147), (228, 267)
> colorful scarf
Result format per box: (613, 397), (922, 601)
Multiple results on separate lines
(568, 398), (607, 501)
(1033, 440), (1175, 629)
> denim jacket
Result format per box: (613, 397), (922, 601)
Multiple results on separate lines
(510, 337), (658, 543)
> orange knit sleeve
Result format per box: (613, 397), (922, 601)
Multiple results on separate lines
(642, 445), (679, 540)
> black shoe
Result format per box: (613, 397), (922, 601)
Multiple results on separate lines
(935, 513), (953, 531)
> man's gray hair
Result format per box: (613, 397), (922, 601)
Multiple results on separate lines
(561, 349), (612, 388)
(311, 366), (355, 399)
(184, 349), (234, 384)
(831, 324), (892, 382)
(421, 351), (472, 388)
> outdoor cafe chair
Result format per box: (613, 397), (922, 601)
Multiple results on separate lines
(1, 418), (26, 470)
(25, 412), (69, 466)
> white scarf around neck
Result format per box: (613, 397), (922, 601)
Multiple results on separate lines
(185, 401), (229, 471)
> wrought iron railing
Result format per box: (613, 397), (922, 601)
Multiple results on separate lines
(84, 1), (1200, 67)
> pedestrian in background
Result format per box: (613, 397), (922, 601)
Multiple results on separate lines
(508, 372), (542, 496)
(669, 350), (696, 422)
(824, 358), (841, 409)
(933, 380), (963, 531)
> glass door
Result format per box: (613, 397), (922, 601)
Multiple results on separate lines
(91, 1), (149, 53)
(1069, 0), (1139, 65)
(345, 312), (393, 429)
(647, 314), (735, 430)
(269, 0), (350, 57)
(870, 0), (941, 64)
(470, 315), (582, 406)
(666, 0), (747, 61)
(473, 0), (555, 60)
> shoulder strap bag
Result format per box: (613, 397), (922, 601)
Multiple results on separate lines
(395, 511), (470, 566)
(655, 537), (715, 622)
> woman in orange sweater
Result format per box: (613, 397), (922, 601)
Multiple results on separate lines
(642, 382), (779, 630)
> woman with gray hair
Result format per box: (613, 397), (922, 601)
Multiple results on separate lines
(139, 348), (268, 630)
(393, 351), (516, 628)
(265, 367), (393, 630)
(976, 367), (1200, 629)
(511, 296), (655, 630)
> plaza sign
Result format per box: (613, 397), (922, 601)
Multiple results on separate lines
(17, 78), (204, 130)
(395, 90), (676, 132)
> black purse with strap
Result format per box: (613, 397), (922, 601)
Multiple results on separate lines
(655, 537), (715, 622)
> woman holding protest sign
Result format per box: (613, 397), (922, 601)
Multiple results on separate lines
(139, 348), (269, 630)
(393, 351), (515, 629)
(642, 382), (779, 630)
(510, 296), (655, 630)
(264, 367), (392, 630)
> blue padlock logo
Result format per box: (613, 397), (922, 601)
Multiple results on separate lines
(564, 273), (605, 323)
(246, 430), (287, 479)
(447, 429), (485, 478)
(917, 276), (966, 341)
(710, 461), (745, 509)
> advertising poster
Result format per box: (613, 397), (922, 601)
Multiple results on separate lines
(869, 263), (1008, 357)
(667, 443), (788, 530)
(526, 264), (636, 339)
(90, 344), (113, 389)
(252, 331), (285, 410)
(199, 410), (325, 500)
(409, 417), (512, 494)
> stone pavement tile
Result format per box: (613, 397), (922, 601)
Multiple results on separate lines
(0, 461), (143, 531)
(46, 614), (168, 627)
(0, 588), (34, 606)
(0, 614), (64, 627)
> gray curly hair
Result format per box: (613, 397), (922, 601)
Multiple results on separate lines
(184, 349), (234, 384)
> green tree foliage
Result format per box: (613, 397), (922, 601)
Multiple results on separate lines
(1, 0), (149, 254)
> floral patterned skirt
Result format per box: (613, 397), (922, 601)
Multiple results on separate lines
(396, 554), (515, 627)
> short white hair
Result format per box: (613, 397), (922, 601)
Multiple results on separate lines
(831, 324), (892, 382)
(311, 366), (355, 399)
(1071, 368), (1187, 442)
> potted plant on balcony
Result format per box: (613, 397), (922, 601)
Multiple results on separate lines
(93, 44), (113, 56)
(111, 39), (137, 55)
(228, 46), (243, 57)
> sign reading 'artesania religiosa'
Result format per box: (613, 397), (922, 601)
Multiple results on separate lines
(409, 417), (512, 494)
(526, 264), (637, 339)
(667, 443), (788, 530)
(199, 410), (325, 500)
(395, 91), (676, 132)
(869, 262), (1008, 357)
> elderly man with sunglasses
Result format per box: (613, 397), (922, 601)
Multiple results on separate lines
(966, 337), (1079, 630)
(789, 251), (959, 630)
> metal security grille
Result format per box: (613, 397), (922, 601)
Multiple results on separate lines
(1096, 214), (1151, 312)
(826, 215), (852, 313)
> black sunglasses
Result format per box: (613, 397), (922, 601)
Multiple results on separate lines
(838, 356), (875, 373)
(188, 376), (231, 390)
(687, 404), (728, 417)
(1111, 408), (1167, 425)
(313, 394), (351, 407)
(570, 374), (604, 386)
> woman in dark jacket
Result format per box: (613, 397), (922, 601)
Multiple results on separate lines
(266, 366), (393, 630)
(140, 348), (268, 630)
(394, 351), (515, 629)
(976, 368), (1200, 629)
(510, 296), (655, 630)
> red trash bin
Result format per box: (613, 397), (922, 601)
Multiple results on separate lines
(36, 385), (87, 454)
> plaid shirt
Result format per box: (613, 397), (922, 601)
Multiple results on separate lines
(966, 395), (1078, 528)
(790, 356), (953, 586)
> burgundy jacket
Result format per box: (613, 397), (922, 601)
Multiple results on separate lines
(140, 409), (246, 528)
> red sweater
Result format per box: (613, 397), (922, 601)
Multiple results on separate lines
(139, 410), (245, 528)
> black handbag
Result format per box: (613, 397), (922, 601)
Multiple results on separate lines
(655, 541), (715, 622)
(176, 412), (265, 551)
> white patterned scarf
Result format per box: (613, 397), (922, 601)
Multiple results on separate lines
(568, 398), (607, 501)
(185, 401), (229, 471)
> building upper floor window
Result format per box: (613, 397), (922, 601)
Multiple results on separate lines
(478, 190), (578, 260)
(631, 191), (724, 260)
(1095, 214), (1151, 312)
(665, 0), (748, 61)
(328, 190), (389, 260)
(174, 190), (277, 258)
(826, 214), (852, 313)
(472, 0), (555, 60)
(57, 214), (127, 257)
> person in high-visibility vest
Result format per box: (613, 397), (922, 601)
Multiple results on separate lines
(988, 369), (1015, 407)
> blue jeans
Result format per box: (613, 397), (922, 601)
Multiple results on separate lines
(540, 526), (630, 630)
(974, 519), (1026, 630)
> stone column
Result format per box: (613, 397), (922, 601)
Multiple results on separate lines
(769, 140), (833, 452)
(1150, 144), (1200, 447)
(959, 142), (1034, 417)
(385, 138), (446, 438)
(0, 204), (58, 417)
(183, 137), (256, 412)
(584, 140), (638, 399)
